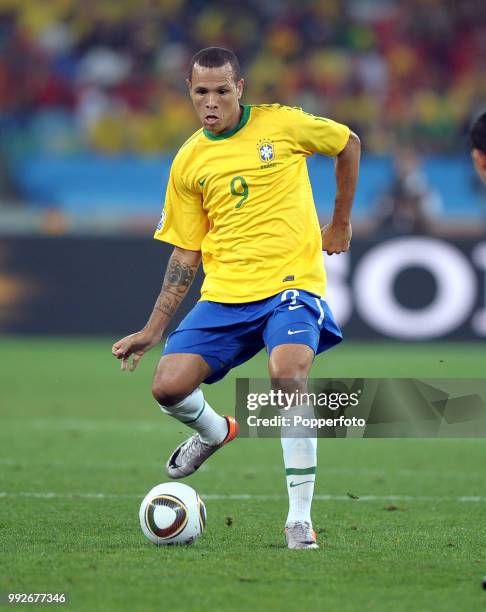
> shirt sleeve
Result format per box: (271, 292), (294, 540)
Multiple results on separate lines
(284, 106), (350, 157)
(154, 158), (208, 250)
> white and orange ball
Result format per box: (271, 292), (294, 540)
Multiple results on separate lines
(139, 482), (206, 546)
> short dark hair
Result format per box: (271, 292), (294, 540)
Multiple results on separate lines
(470, 111), (486, 154)
(187, 47), (241, 82)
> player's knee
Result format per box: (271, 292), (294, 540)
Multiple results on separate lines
(152, 354), (210, 407)
(269, 355), (310, 381)
(269, 368), (308, 395)
(270, 362), (308, 379)
(269, 349), (313, 394)
(152, 376), (193, 407)
(271, 374), (307, 395)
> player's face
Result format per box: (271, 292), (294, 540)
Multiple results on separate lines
(188, 63), (244, 134)
(472, 149), (486, 185)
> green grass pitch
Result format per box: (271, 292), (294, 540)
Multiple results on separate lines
(1, 338), (486, 611)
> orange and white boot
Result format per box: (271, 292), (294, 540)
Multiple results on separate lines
(166, 416), (239, 479)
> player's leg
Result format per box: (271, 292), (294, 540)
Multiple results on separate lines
(268, 343), (318, 549)
(152, 297), (267, 479)
(263, 289), (342, 548)
(152, 352), (238, 479)
(152, 352), (230, 444)
(152, 352), (210, 404)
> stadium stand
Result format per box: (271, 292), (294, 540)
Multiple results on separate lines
(0, 0), (485, 221)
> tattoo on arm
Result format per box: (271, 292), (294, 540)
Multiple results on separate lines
(167, 258), (197, 293)
(154, 256), (199, 319)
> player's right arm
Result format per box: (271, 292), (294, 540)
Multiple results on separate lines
(111, 246), (201, 371)
(112, 143), (207, 371)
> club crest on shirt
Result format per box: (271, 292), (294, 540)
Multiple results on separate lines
(257, 139), (276, 166)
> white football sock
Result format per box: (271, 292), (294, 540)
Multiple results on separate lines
(158, 388), (228, 445)
(280, 404), (317, 525)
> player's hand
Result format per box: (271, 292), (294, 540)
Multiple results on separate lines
(111, 331), (161, 372)
(321, 221), (352, 255)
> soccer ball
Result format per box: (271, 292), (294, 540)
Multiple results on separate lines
(139, 482), (206, 546)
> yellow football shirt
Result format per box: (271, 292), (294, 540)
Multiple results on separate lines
(154, 104), (350, 303)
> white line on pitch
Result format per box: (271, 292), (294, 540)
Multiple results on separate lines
(0, 457), (483, 480)
(1, 492), (486, 502)
(1, 418), (162, 432)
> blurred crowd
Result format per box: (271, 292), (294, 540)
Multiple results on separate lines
(1, 0), (486, 158)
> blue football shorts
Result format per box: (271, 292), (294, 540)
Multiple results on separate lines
(163, 288), (342, 384)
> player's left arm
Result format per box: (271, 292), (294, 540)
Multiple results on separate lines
(321, 131), (361, 255)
